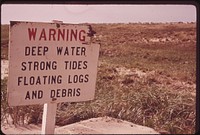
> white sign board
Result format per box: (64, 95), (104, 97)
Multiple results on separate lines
(8, 21), (100, 106)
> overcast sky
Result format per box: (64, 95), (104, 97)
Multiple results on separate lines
(1, 4), (196, 24)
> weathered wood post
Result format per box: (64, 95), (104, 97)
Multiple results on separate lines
(41, 20), (64, 135)
(41, 102), (57, 134)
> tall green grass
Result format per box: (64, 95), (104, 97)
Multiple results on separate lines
(55, 62), (195, 134)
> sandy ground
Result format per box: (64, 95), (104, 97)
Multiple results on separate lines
(1, 60), (8, 79)
(1, 116), (159, 134)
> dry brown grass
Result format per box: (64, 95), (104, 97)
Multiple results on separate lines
(1, 22), (196, 134)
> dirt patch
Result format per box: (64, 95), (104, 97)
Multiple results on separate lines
(115, 66), (195, 92)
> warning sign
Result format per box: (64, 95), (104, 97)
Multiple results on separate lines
(8, 21), (100, 106)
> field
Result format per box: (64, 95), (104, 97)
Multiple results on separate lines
(1, 22), (196, 134)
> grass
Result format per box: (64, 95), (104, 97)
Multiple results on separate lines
(55, 62), (195, 134)
(1, 25), (9, 59)
(1, 22), (196, 134)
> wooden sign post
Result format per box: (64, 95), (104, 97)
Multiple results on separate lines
(41, 102), (57, 134)
(8, 21), (100, 134)
(41, 20), (62, 135)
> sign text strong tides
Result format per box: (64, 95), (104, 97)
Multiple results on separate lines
(8, 21), (100, 106)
